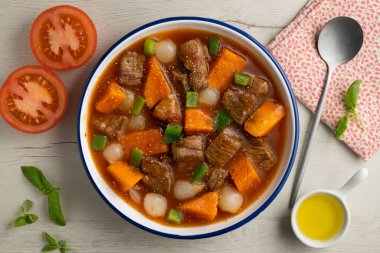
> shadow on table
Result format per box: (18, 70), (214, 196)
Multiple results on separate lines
(276, 213), (303, 245)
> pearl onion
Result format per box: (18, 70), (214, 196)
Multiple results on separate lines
(103, 143), (124, 164)
(155, 40), (177, 64)
(199, 87), (220, 107)
(218, 185), (244, 214)
(143, 193), (167, 217)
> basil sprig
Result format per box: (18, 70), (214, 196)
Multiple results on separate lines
(336, 80), (366, 140)
(336, 115), (350, 140)
(21, 166), (55, 194)
(42, 232), (68, 253)
(345, 80), (361, 113)
(21, 166), (66, 226)
(345, 80), (366, 130)
(48, 191), (66, 226)
(9, 199), (38, 227)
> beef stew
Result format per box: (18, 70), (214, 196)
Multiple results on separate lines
(87, 29), (287, 226)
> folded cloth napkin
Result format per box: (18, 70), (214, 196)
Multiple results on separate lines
(267, 0), (380, 161)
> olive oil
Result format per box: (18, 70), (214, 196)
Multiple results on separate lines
(296, 194), (345, 241)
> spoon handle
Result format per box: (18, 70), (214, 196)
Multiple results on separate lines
(289, 66), (334, 208)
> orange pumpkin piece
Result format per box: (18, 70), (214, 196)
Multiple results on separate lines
(107, 162), (143, 192)
(227, 154), (262, 194)
(185, 109), (213, 134)
(95, 82), (126, 113)
(143, 57), (172, 108)
(244, 100), (286, 137)
(121, 129), (168, 159)
(179, 192), (219, 221)
(208, 47), (247, 92)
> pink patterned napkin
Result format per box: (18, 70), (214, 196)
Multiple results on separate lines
(267, 0), (380, 161)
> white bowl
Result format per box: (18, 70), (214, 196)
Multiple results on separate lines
(77, 17), (299, 239)
(291, 190), (350, 248)
(291, 168), (368, 248)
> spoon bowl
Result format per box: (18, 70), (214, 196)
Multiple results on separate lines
(318, 16), (364, 67)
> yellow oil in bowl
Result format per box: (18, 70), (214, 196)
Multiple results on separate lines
(296, 193), (345, 241)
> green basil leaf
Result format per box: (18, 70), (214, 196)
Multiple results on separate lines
(25, 214), (39, 224)
(59, 240), (67, 253)
(21, 166), (54, 195)
(344, 80), (361, 113)
(42, 245), (59, 252)
(20, 199), (33, 214)
(336, 114), (350, 140)
(44, 232), (58, 246)
(48, 190), (66, 226)
(58, 240), (66, 248)
(14, 216), (27, 227)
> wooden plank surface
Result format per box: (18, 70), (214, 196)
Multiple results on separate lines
(0, 0), (379, 252)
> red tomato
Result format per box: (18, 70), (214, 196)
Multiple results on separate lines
(30, 5), (97, 71)
(0, 66), (68, 133)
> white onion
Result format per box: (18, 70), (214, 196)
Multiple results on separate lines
(129, 188), (141, 204)
(143, 193), (167, 217)
(103, 143), (124, 164)
(129, 115), (145, 130)
(173, 181), (205, 201)
(155, 40), (177, 64)
(118, 89), (135, 112)
(218, 185), (244, 214)
(199, 87), (220, 107)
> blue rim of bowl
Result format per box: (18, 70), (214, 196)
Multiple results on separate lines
(77, 16), (299, 239)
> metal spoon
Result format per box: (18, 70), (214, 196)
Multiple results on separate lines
(289, 17), (363, 208)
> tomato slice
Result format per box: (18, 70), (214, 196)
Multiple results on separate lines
(30, 5), (97, 71)
(0, 66), (68, 133)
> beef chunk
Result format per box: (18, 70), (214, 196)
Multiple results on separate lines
(247, 137), (276, 171)
(222, 76), (271, 125)
(91, 114), (128, 139)
(207, 167), (229, 191)
(152, 94), (182, 123)
(141, 156), (173, 195)
(248, 76), (270, 96)
(222, 87), (258, 125)
(118, 51), (145, 86)
(172, 135), (205, 172)
(178, 39), (210, 91)
(205, 127), (244, 167)
(171, 65), (189, 91)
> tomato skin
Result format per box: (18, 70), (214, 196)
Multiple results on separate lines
(30, 5), (97, 71)
(0, 66), (68, 134)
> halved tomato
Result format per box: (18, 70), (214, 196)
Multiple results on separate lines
(0, 66), (68, 133)
(30, 5), (97, 70)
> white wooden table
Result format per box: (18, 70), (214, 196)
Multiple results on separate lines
(1, 0), (379, 252)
